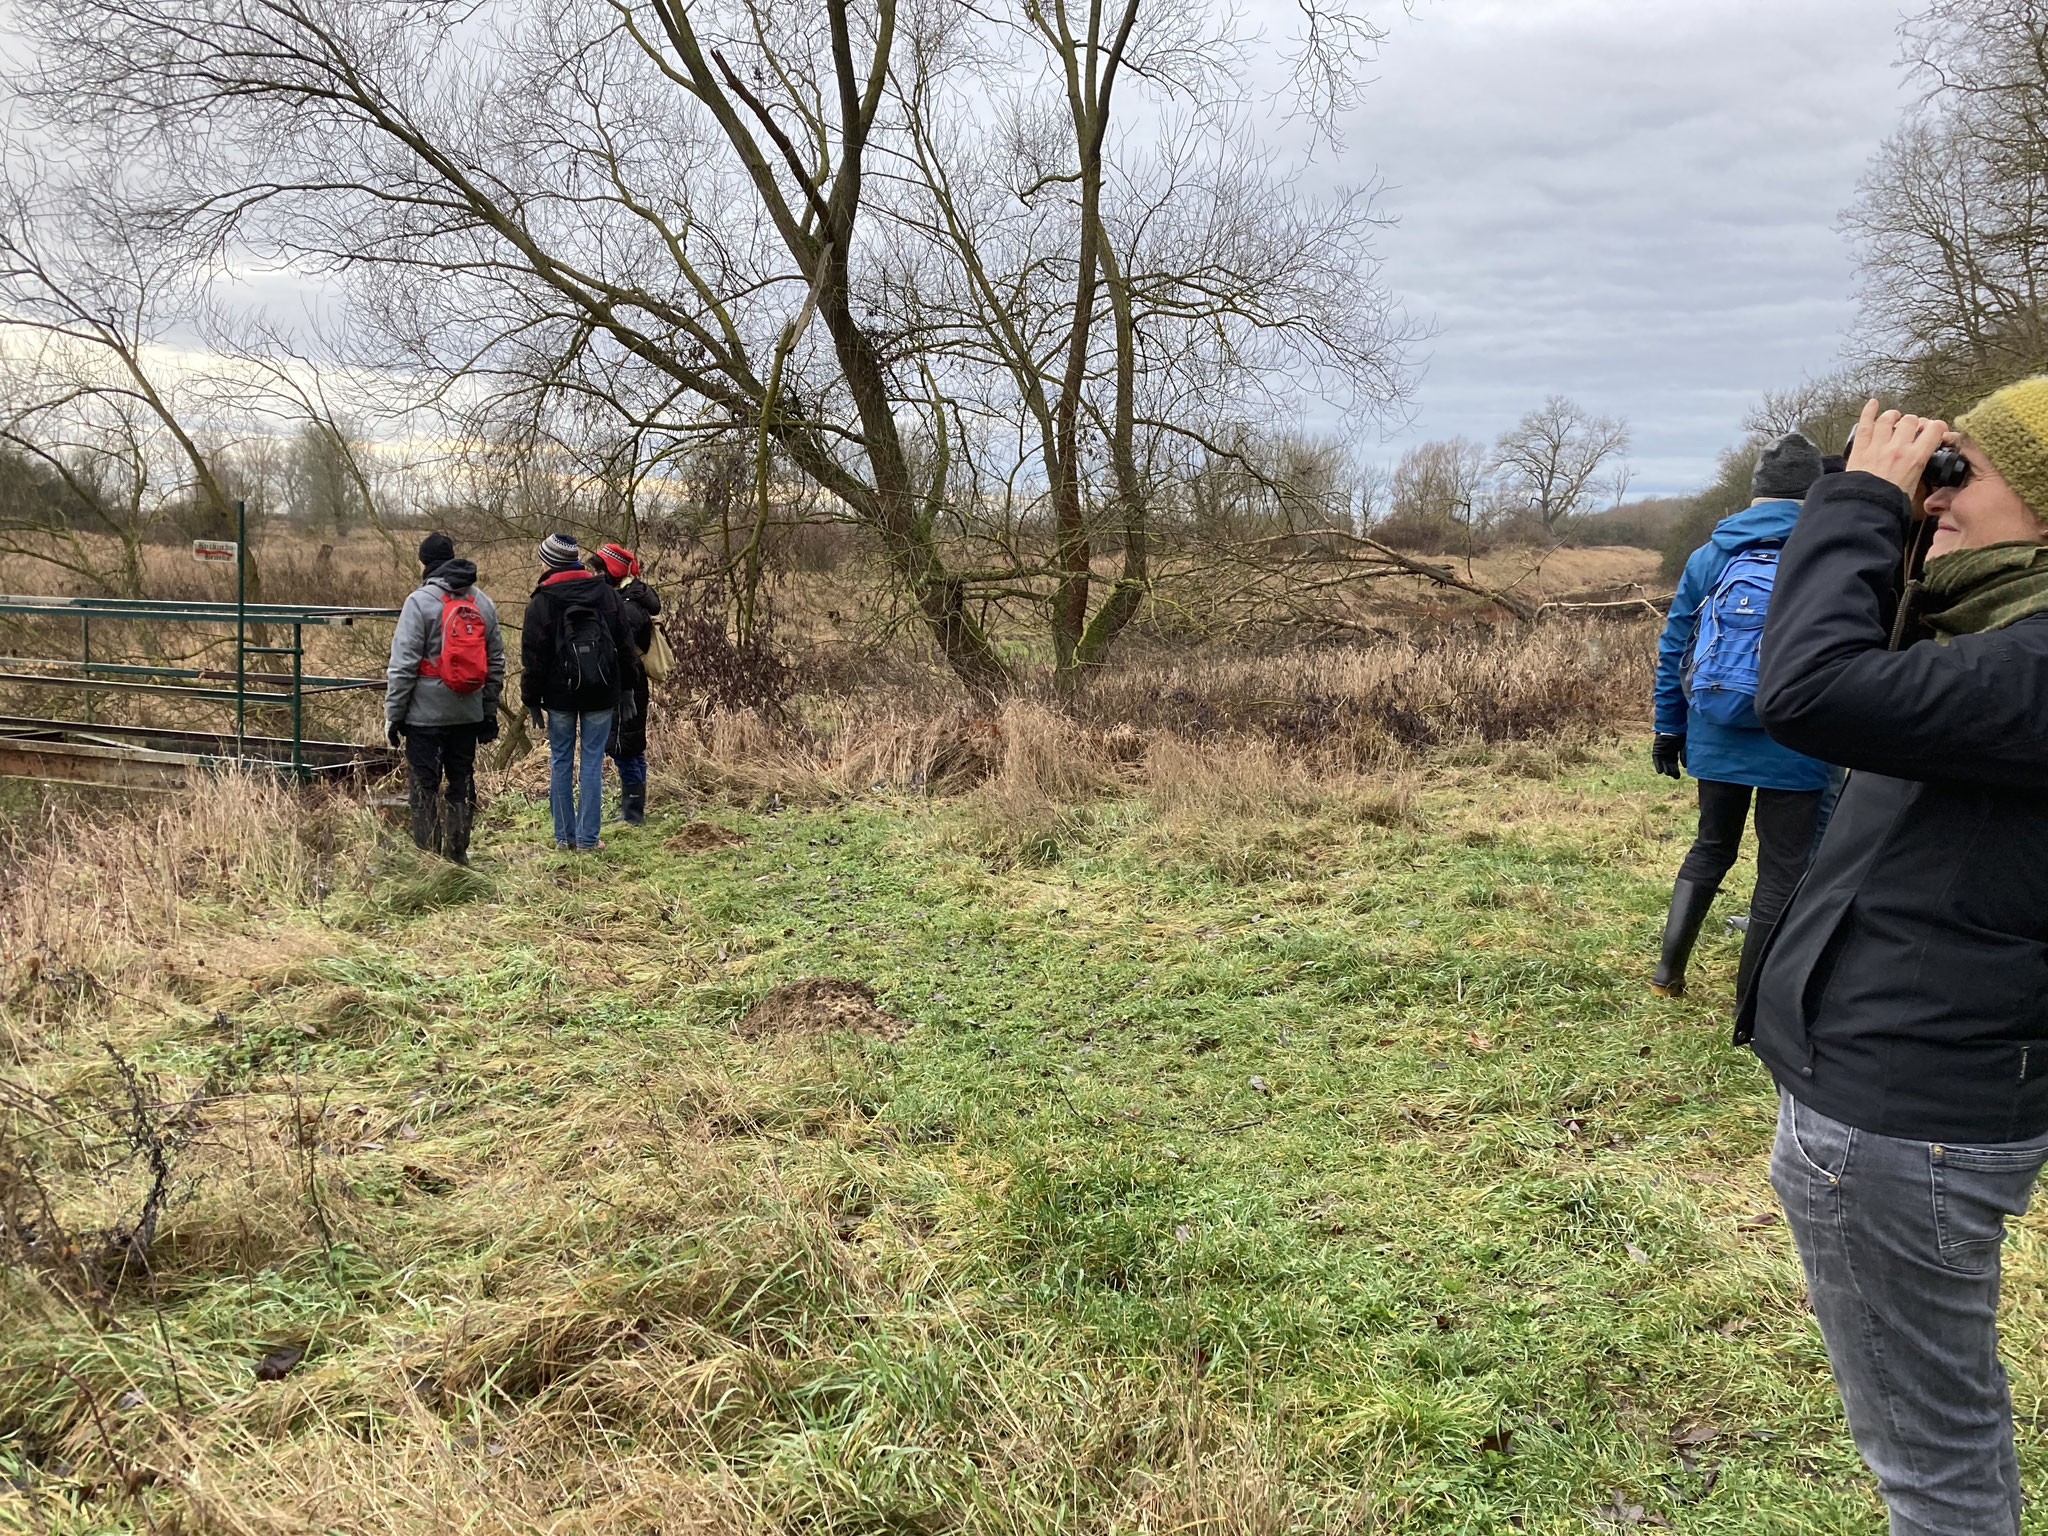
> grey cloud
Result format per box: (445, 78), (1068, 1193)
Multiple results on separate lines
(1328, 0), (1910, 492)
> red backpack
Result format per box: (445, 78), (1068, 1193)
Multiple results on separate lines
(418, 591), (490, 694)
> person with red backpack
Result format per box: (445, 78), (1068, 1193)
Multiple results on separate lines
(520, 533), (635, 852)
(1648, 433), (1833, 1002)
(384, 531), (505, 864)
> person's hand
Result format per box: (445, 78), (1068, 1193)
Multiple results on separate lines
(384, 720), (403, 749)
(1652, 733), (1685, 779)
(529, 706), (547, 733)
(1846, 398), (1950, 502)
(477, 713), (500, 745)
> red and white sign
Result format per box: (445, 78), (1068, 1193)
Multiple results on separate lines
(192, 540), (238, 564)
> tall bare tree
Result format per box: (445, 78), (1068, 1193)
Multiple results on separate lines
(1845, 0), (2048, 411)
(13, 0), (1414, 696)
(1491, 395), (1629, 535)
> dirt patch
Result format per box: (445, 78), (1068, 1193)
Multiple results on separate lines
(734, 978), (906, 1041)
(665, 822), (748, 853)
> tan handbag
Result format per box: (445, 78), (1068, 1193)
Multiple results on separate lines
(641, 623), (676, 683)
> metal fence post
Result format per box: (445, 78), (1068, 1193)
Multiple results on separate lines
(291, 622), (304, 779)
(234, 499), (247, 761)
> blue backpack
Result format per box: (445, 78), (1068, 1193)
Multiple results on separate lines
(1683, 542), (1782, 729)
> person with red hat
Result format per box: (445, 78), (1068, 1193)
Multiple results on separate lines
(591, 543), (660, 825)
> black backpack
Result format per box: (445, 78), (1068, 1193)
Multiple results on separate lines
(550, 595), (619, 709)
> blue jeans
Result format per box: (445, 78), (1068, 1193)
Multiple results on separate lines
(546, 709), (612, 849)
(1771, 1091), (2048, 1534)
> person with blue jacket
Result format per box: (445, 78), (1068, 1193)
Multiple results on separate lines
(1649, 432), (1832, 1000)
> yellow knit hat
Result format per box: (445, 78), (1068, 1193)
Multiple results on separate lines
(1956, 377), (2048, 517)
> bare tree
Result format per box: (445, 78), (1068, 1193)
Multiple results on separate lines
(1740, 372), (1879, 454)
(12, 0), (1415, 696)
(0, 152), (265, 597)
(1374, 437), (1490, 553)
(1845, 0), (2048, 410)
(1491, 396), (1629, 535)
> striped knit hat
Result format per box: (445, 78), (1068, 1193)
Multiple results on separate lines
(1956, 378), (2048, 519)
(537, 532), (582, 571)
(595, 542), (639, 580)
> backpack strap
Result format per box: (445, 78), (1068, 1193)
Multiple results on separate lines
(418, 589), (458, 678)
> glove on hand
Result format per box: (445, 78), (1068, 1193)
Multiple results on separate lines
(1651, 732), (1685, 779)
(529, 706), (548, 733)
(617, 692), (639, 724)
(477, 714), (501, 745)
(385, 720), (404, 749)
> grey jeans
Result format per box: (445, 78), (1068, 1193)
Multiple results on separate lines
(1771, 1090), (2048, 1535)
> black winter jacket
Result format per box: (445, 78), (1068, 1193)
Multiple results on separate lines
(519, 572), (635, 714)
(608, 578), (661, 760)
(1741, 470), (2048, 1143)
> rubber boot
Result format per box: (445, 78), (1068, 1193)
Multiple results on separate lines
(444, 798), (474, 867)
(408, 778), (442, 855)
(621, 785), (646, 825)
(1735, 916), (1775, 1009)
(1650, 877), (1718, 997)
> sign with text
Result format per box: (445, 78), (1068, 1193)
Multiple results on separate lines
(192, 540), (238, 564)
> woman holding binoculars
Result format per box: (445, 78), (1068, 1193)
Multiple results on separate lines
(1745, 384), (2048, 1536)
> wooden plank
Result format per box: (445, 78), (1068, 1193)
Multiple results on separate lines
(0, 737), (200, 790)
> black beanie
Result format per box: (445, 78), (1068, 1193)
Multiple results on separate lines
(1753, 432), (1825, 501)
(418, 531), (455, 570)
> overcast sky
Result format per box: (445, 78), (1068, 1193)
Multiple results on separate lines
(1340, 0), (1913, 495)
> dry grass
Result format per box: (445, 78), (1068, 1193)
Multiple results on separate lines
(0, 772), (369, 1060)
(0, 520), (1656, 786)
(621, 619), (1650, 829)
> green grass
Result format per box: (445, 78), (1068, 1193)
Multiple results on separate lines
(5, 748), (2038, 1532)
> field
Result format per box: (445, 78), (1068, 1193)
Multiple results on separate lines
(0, 535), (1666, 757)
(7, 629), (2040, 1535)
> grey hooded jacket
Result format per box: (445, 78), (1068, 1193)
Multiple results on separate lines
(385, 559), (505, 729)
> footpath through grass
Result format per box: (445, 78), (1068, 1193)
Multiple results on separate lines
(7, 747), (2045, 1532)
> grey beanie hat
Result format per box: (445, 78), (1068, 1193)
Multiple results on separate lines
(537, 531), (583, 571)
(1753, 431), (1825, 501)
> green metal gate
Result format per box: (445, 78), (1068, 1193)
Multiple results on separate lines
(0, 508), (402, 785)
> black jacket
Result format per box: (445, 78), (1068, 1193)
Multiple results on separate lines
(1741, 470), (2048, 1143)
(519, 572), (635, 714)
(608, 578), (661, 760)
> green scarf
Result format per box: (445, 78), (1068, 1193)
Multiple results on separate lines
(1919, 541), (2048, 638)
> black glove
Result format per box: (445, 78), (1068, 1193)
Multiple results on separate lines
(385, 720), (403, 749)
(1651, 732), (1685, 779)
(477, 713), (500, 745)
(617, 692), (639, 724)
(529, 706), (547, 733)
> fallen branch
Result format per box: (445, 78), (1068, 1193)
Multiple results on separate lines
(1317, 532), (1539, 623)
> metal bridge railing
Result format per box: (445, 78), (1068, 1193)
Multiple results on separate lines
(0, 508), (403, 784)
(0, 594), (402, 780)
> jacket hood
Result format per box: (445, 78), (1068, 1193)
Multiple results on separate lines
(1708, 498), (1802, 555)
(426, 558), (478, 593)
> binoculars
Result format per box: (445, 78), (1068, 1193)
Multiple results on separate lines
(1921, 444), (1970, 490)
(1842, 426), (1971, 491)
